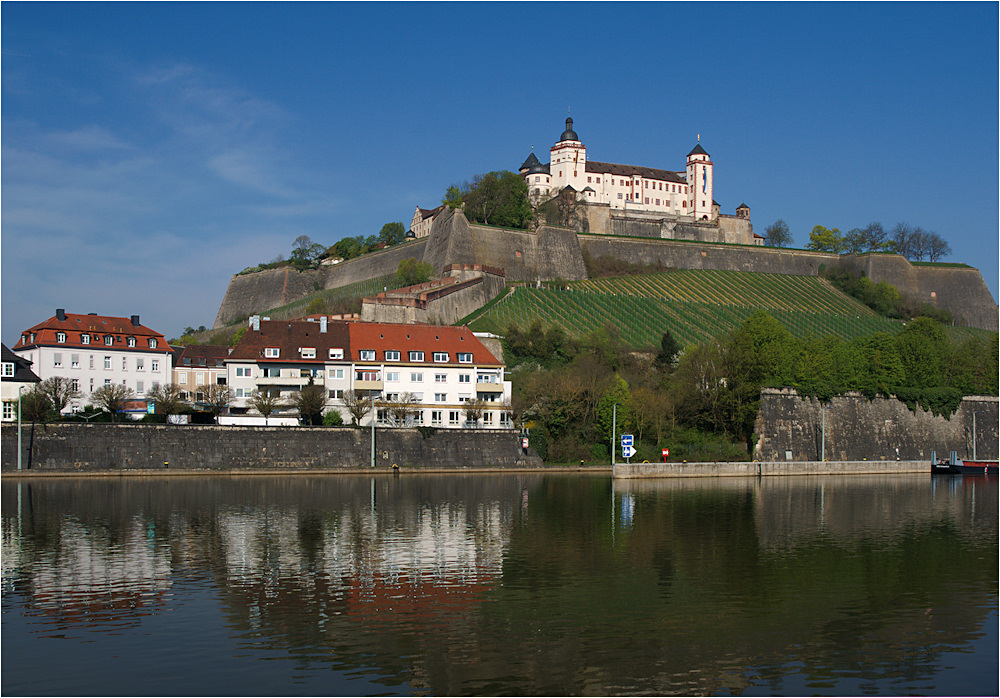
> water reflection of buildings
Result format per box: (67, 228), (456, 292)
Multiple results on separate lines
(5, 515), (172, 629)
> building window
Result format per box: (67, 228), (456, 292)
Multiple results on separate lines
(449, 411), (460, 425)
(385, 371), (399, 382)
(56, 332), (66, 343)
(329, 348), (344, 360)
(81, 334), (90, 345)
(477, 374), (496, 384)
(409, 351), (424, 362)
(587, 176), (592, 183)
(328, 389), (344, 399)
(431, 410), (442, 426)
(645, 198), (649, 204)
(435, 393), (446, 402)
(435, 373), (447, 383)
(235, 388), (244, 398)
(3, 402), (14, 420)
(458, 353), (473, 363)
(410, 372), (423, 382)
(385, 350), (400, 361)
(196, 373), (205, 386)
(136, 358), (144, 371)
(105, 336), (114, 346)
(127, 337), (136, 348)
(122, 357), (128, 370)
(148, 339), (157, 349)
(235, 367), (251, 377)
(618, 193), (623, 199)
(263, 367), (280, 378)
(459, 374), (470, 383)
(656, 199), (660, 206)
(359, 349), (375, 361)
(328, 368), (344, 380)
(433, 352), (448, 363)
(151, 360), (159, 372)
(104, 356), (111, 370)
(136, 381), (144, 394)
(300, 347), (316, 359)
(264, 347), (280, 358)
(483, 413), (494, 425)
(179, 373), (187, 384)
(2, 363), (14, 377)
(356, 370), (380, 382)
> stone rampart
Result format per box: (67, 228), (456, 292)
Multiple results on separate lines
(753, 389), (998, 462)
(841, 253), (998, 330)
(1, 423), (542, 472)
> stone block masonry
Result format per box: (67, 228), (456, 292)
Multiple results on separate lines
(754, 390), (998, 462)
(1, 424), (542, 472)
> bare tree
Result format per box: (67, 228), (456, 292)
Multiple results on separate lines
(763, 219), (792, 248)
(145, 383), (184, 419)
(341, 389), (373, 426)
(38, 376), (80, 415)
(204, 384), (234, 422)
(21, 387), (53, 423)
(890, 223), (914, 258)
(462, 397), (489, 428)
(90, 383), (136, 422)
(249, 388), (283, 426)
(927, 232), (952, 262)
(385, 391), (419, 426)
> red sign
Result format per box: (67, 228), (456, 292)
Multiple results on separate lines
(662, 448), (669, 457)
(522, 437), (529, 449)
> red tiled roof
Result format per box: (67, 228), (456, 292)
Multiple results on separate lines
(14, 312), (170, 353)
(348, 323), (502, 366)
(585, 160), (688, 184)
(227, 320), (352, 362)
(174, 344), (231, 368)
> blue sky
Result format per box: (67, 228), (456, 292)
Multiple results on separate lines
(3, 2), (997, 342)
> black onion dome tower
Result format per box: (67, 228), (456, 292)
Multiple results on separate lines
(559, 116), (579, 142)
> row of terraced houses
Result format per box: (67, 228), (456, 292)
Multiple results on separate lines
(4, 309), (512, 428)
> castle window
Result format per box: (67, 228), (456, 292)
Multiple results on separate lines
(559, 171), (562, 177)
(645, 198), (649, 204)
(682, 201), (686, 207)
(656, 199), (660, 206)
(587, 177), (591, 183)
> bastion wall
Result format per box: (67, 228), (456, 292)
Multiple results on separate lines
(213, 210), (997, 331)
(1, 423), (542, 472)
(753, 390), (999, 462)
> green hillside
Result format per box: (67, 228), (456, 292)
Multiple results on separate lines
(466, 270), (989, 347)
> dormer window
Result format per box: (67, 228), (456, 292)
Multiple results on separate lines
(2, 362), (14, 377)
(264, 347), (280, 358)
(127, 337), (136, 347)
(409, 351), (424, 362)
(329, 348), (344, 360)
(148, 338), (157, 349)
(385, 350), (400, 361)
(433, 352), (448, 363)
(458, 352), (473, 363)
(359, 349), (375, 361)
(56, 332), (66, 343)
(105, 335), (114, 346)
(300, 347), (316, 359)
(81, 334), (90, 345)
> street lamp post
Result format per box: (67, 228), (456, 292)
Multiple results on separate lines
(17, 386), (26, 471)
(611, 403), (621, 467)
(370, 393), (376, 469)
(972, 411), (984, 461)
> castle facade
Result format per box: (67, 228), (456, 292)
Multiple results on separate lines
(520, 117), (725, 222)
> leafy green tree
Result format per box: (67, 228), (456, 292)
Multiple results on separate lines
(290, 235), (326, 270)
(763, 219), (793, 248)
(21, 387), (54, 423)
(459, 171), (533, 229)
(656, 330), (680, 369)
(949, 335), (999, 395)
(806, 225), (844, 253)
(378, 222), (406, 247)
(331, 236), (362, 261)
(442, 184), (467, 209)
(895, 317), (950, 388)
(396, 258), (435, 286)
(596, 374), (631, 445)
(322, 409), (344, 426)
(851, 332), (905, 396)
(292, 378), (327, 425)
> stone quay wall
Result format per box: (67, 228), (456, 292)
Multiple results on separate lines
(753, 390), (999, 463)
(613, 460), (927, 479)
(1, 423), (542, 473)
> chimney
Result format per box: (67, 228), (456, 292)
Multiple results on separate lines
(131, 315), (140, 327)
(251, 315), (260, 331)
(56, 308), (66, 321)
(320, 316), (327, 333)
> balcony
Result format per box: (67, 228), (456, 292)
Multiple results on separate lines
(476, 383), (504, 394)
(257, 375), (310, 387)
(354, 379), (384, 391)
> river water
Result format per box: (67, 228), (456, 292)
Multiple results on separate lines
(2, 473), (996, 696)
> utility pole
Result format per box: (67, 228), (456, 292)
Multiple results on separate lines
(370, 393), (376, 468)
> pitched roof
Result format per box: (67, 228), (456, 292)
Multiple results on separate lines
(13, 311), (170, 353)
(347, 323), (502, 366)
(228, 320), (352, 362)
(174, 344), (231, 368)
(1, 343), (41, 383)
(586, 161), (687, 184)
(687, 144), (710, 157)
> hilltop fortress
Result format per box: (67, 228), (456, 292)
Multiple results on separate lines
(214, 119), (998, 332)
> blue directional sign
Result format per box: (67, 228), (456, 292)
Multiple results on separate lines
(622, 445), (636, 459)
(621, 434), (633, 447)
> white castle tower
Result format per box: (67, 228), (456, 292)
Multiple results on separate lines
(686, 140), (714, 221)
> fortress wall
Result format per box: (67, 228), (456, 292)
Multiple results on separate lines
(362, 272), (506, 325)
(423, 210), (587, 282)
(841, 254), (998, 330)
(580, 235), (840, 276)
(754, 389), (998, 462)
(212, 239), (429, 328)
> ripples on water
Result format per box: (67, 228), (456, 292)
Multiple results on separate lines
(2, 473), (997, 696)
